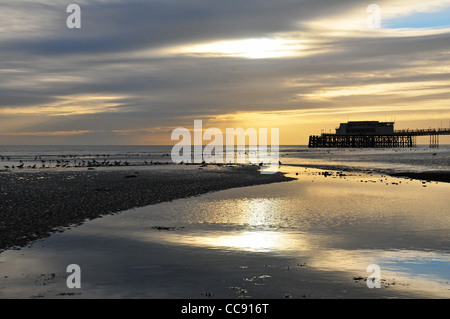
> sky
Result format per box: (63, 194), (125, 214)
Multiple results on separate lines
(0, 0), (449, 145)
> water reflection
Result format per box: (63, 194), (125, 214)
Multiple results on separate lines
(101, 167), (449, 295)
(154, 230), (313, 254)
(1, 167), (449, 298)
(184, 231), (287, 253)
(137, 226), (450, 297)
(309, 248), (450, 298)
(235, 198), (286, 229)
(129, 167), (449, 297)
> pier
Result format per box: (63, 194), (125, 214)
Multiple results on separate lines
(309, 121), (450, 148)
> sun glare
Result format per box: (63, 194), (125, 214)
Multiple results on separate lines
(176, 38), (304, 59)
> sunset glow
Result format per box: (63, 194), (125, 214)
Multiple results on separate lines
(0, 0), (449, 145)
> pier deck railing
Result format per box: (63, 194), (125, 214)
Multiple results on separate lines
(308, 127), (450, 148)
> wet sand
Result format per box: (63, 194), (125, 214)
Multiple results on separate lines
(0, 165), (294, 253)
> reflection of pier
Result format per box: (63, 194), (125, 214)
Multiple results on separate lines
(309, 121), (450, 148)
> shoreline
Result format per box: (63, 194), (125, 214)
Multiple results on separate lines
(0, 165), (295, 253)
(286, 163), (450, 183)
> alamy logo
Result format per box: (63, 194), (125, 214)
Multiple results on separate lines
(367, 264), (381, 288)
(366, 4), (381, 29)
(66, 4), (81, 29)
(66, 264), (81, 289)
(171, 120), (280, 174)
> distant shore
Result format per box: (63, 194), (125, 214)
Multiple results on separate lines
(0, 165), (294, 253)
(286, 163), (450, 183)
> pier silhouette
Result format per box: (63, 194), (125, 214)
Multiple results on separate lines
(309, 121), (450, 148)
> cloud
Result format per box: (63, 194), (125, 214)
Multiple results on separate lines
(1, 0), (449, 144)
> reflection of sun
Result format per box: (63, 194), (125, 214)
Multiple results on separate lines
(205, 231), (283, 252)
(162, 230), (311, 254)
(238, 198), (284, 228)
(245, 199), (273, 227)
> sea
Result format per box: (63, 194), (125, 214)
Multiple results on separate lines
(0, 145), (449, 175)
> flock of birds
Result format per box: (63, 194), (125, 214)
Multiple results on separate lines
(0, 154), (171, 170)
(1, 152), (282, 170)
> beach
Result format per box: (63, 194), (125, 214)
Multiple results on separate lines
(0, 163), (449, 299)
(3, 0), (450, 305)
(0, 165), (294, 253)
